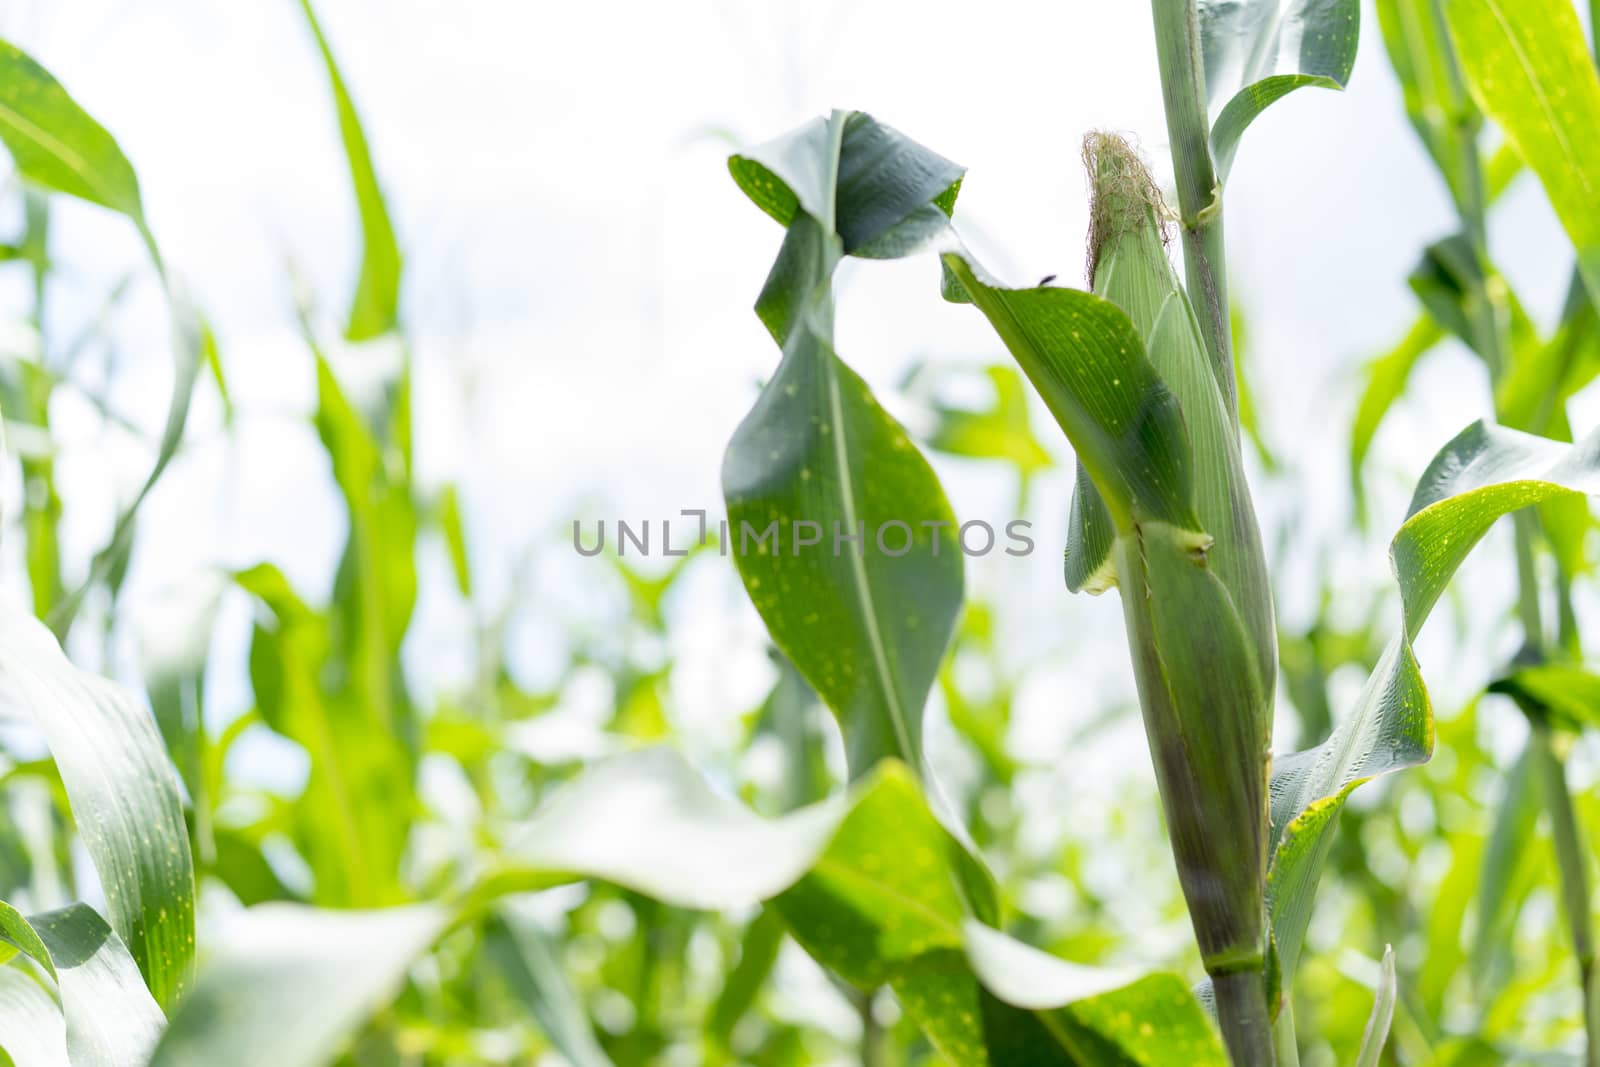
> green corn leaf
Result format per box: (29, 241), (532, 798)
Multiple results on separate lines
(0, 902), (163, 1066)
(0, 39), (204, 637)
(947, 144), (1275, 996)
(902, 361), (1054, 479)
(729, 111), (963, 256)
(238, 563), (412, 907)
(706, 906), (787, 1051)
(149, 903), (449, 1067)
(1065, 460), (1118, 594)
(0, 605), (194, 1009)
(0, 964), (67, 1067)
(1442, 0), (1600, 306)
(498, 747), (1224, 1065)
(1199, 0), (1361, 179)
(298, 0), (402, 340)
(1078, 133), (1276, 691)
(725, 112), (964, 778)
(1469, 742), (1541, 995)
(312, 353), (419, 742)
(1375, 0), (1479, 210)
(1497, 277), (1600, 436)
(1355, 945), (1398, 1067)
(939, 255), (1201, 537)
(0, 39), (144, 221)
(435, 484), (473, 598)
(1267, 419), (1600, 986)
(483, 906), (615, 1067)
(1350, 315), (1445, 513)
(1490, 664), (1600, 732)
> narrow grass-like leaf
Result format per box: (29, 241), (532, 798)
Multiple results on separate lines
(484, 906), (615, 1067)
(298, 0), (402, 340)
(706, 906), (786, 1051)
(1268, 419), (1600, 984)
(1199, 0), (1361, 178)
(1442, 0), (1600, 305)
(0, 605), (194, 1009)
(1355, 945), (1398, 1067)
(149, 904), (449, 1067)
(0, 40), (143, 220)
(1350, 316), (1445, 511)
(0, 39), (204, 636)
(1470, 742), (1540, 994)
(499, 747), (1221, 1064)
(238, 563), (411, 906)
(1376, 0), (1478, 209)
(0, 965), (67, 1067)
(0, 903), (163, 1066)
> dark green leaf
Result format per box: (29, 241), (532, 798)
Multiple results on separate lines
(940, 254), (1202, 537)
(726, 112), (964, 777)
(1491, 664), (1600, 732)
(1200, 0), (1361, 178)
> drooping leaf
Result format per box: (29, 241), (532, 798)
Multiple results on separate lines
(0, 965), (67, 1067)
(1267, 419), (1600, 985)
(0, 902), (163, 1066)
(498, 747), (1223, 1065)
(939, 255), (1201, 538)
(149, 904), (449, 1067)
(298, 0), (402, 340)
(1199, 0), (1362, 178)
(1442, 0), (1600, 305)
(483, 905), (615, 1067)
(725, 112), (964, 778)
(1355, 945), (1398, 1067)
(0, 39), (144, 221)
(0, 604), (195, 1009)
(0, 39), (205, 637)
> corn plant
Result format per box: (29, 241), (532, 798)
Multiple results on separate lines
(1, 1), (1599, 1066)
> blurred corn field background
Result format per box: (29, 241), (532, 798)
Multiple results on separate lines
(0, 0), (1598, 1065)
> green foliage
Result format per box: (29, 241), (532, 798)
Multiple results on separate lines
(1199, 0), (1361, 178)
(0, 609), (194, 1009)
(724, 111), (966, 780)
(3, 4), (1600, 1066)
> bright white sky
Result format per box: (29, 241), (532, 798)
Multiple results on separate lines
(2, 1), (1591, 806)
